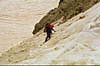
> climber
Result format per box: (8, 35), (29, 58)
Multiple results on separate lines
(44, 23), (56, 42)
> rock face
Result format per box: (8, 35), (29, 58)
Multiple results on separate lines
(33, 0), (100, 34)
(0, 0), (59, 54)
(0, 1), (100, 65)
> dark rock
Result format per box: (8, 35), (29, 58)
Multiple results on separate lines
(33, 0), (100, 34)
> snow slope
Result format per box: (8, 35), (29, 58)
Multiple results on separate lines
(19, 2), (100, 64)
(0, 2), (100, 65)
(0, 0), (59, 54)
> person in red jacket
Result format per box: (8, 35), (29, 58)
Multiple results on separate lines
(44, 23), (56, 42)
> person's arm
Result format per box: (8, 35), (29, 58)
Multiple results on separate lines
(52, 28), (56, 32)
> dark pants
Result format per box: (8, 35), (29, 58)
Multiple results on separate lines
(45, 32), (51, 42)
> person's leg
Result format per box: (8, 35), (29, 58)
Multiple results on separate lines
(47, 33), (51, 41)
(48, 33), (51, 40)
(45, 33), (51, 42)
(45, 36), (48, 42)
(45, 33), (49, 42)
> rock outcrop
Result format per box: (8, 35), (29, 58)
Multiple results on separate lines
(33, 0), (100, 34)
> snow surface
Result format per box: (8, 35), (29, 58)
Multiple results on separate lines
(0, 1), (100, 65)
(18, 2), (100, 65)
(0, 0), (59, 54)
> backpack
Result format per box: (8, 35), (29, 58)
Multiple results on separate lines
(44, 24), (54, 32)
